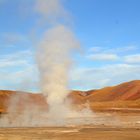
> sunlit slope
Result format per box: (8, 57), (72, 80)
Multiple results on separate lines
(0, 80), (140, 113)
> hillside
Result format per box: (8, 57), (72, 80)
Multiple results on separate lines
(0, 90), (47, 113)
(0, 80), (140, 113)
(70, 80), (140, 102)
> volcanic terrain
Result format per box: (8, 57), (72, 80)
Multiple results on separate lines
(0, 80), (140, 113)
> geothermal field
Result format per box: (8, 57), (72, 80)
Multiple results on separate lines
(0, 81), (140, 139)
(0, 0), (140, 139)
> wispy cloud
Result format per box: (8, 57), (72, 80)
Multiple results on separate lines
(0, 64), (39, 92)
(89, 45), (138, 54)
(0, 59), (28, 68)
(86, 45), (139, 63)
(0, 32), (29, 46)
(0, 50), (33, 68)
(87, 53), (119, 61)
(124, 54), (140, 64)
(0, 50), (38, 92)
(88, 46), (102, 53)
(71, 64), (140, 90)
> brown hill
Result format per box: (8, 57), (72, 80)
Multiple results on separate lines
(0, 90), (47, 113)
(0, 80), (140, 113)
(70, 80), (140, 103)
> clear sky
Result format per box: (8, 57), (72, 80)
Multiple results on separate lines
(0, 0), (140, 92)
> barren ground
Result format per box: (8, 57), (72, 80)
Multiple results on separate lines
(0, 126), (140, 140)
(0, 112), (140, 140)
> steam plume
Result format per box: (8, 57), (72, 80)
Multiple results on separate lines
(37, 25), (79, 104)
(37, 25), (80, 118)
(0, 0), (94, 127)
(35, 0), (84, 120)
(34, 0), (67, 22)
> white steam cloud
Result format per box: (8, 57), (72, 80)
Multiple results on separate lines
(35, 0), (94, 122)
(34, 0), (67, 21)
(37, 25), (80, 119)
(0, 0), (94, 127)
(37, 25), (79, 105)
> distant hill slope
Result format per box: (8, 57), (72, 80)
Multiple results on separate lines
(70, 80), (140, 103)
(0, 90), (47, 113)
(0, 80), (140, 113)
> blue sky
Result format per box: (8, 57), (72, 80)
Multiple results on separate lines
(0, 0), (140, 92)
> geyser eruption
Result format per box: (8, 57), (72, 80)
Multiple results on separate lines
(37, 25), (80, 119)
(0, 0), (93, 127)
(35, 0), (93, 121)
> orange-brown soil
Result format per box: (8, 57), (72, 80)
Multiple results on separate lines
(0, 126), (140, 140)
(0, 80), (140, 113)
